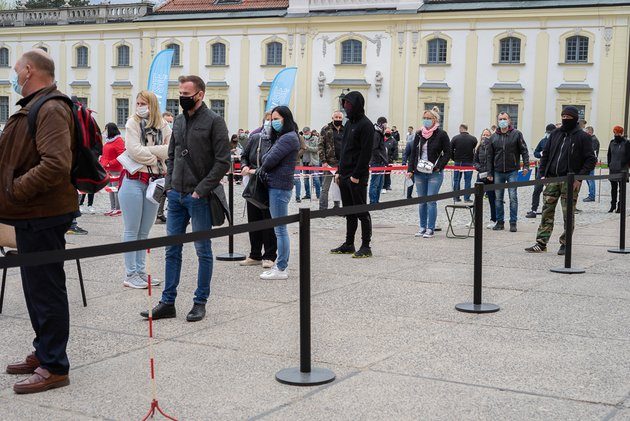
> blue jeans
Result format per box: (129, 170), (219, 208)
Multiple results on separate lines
(414, 171), (444, 230)
(453, 161), (473, 201)
(586, 169), (596, 199)
(268, 188), (292, 271)
(162, 190), (213, 305)
(368, 172), (384, 204)
(293, 170), (302, 199)
(494, 170), (519, 223)
(118, 178), (159, 276)
(302, 168), (321, 199)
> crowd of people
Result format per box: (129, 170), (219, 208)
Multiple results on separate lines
(1, 49), (629, 395)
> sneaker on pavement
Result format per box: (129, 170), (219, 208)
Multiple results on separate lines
(583, 197), (595, 202)
(260, 266), (289, 280)
(66, 226), (88, 235)
(330, 243), (356, 254)
(525, 211), (537, 218)
(138, 273), (161, 286)
(123, 274), (148, 289)
(104, 210), (114, 216)
(262, 259), (275, 269)
(557, 244), (566, 255)
(352, 247), (372, 258)
(525, 243), (547, 253)
(510, 223), (517, 232)
(111, 209), (122, 216)
(492, 222), (505, 231)
(486, 222), (496, 229)
(414, 229), (426, 237)
(239, 257), (262, 266)
(79, 205), (86, 214)
(140, 302), (176, 319)
(87, 206), (96, 214)
(423, 229), (435, 238)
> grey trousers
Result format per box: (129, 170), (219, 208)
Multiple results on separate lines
(319, 174), (340, 210)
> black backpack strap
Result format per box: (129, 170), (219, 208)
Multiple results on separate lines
(27, 93), (74, 140)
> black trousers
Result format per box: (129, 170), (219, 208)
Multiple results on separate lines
(383, 173), (391, 189)
(246, 201), (277, 261)
(611, 180), (621, 206)
(339, 176), (371, 248)
(15, 220), (72, 375)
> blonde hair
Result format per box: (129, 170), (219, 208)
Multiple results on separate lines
(475, 128), (491, 152)
(423, 106), (441, 124)
(134, 90), (164, 129)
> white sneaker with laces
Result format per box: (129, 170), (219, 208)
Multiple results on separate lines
(260, 266), (289, 280)
(414, 229), (426, 237)
(423, 229), (435, 238)
(123, 274), (148, 289)
(486, 222), (495, 229)
(87, 206), (96, 214)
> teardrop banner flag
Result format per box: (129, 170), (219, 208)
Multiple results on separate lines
(265, 67), (298, 112)
(147, 49), (175, 113)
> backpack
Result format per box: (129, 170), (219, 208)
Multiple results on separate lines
(27, 94), (109, 194)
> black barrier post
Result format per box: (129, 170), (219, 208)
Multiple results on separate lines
(609, 171), (630, 254)
(455, 182), (500, 314)
(276, 208), (336, 386)
(551, 173), (585, 274)
(216, 162), (246, 262)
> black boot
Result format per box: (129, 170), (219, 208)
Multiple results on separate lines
(140, 302), (176, 320)
(609, 203), (617, 213)
(186, 303), (206, 322)
(330, 243), (355, 254)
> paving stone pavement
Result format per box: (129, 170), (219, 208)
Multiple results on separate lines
(0, 172), (629, 420)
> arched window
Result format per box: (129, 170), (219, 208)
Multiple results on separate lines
(266, 42), (282, 66)
(76, 46), (89, 68)
(341, 39), (362, 64)
(565, 35), (589, 63)
(166, 43), (180, 66)
(427, 38), (447, 64)
(212, 43), (226, 66)
(499, 37), (521, 63)
(0, 48), (8, 67)
(117, 45), (130, 67)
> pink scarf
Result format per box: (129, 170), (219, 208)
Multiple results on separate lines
(421, 123), (439, 139)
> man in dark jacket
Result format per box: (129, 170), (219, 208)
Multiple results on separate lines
(319, 111), (344, 210)
(143, 75), (230, 323)
(368, 117), (389, 204)
(331, 91), (374, 258)
(488, 112), (530, 232)
(382, 126), (399, 190)
(527, 123), (556, 218)
(582, 126), (600, 202)
(525, 106), (597, 254)
(0, 50), (77, 394)
(450, 124), (477, 202)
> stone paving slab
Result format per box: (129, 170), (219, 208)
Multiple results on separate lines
(262, 370), (615, 421)
(0, 398), (97, 421)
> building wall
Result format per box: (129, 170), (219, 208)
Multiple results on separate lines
(0, 6), (628, 148)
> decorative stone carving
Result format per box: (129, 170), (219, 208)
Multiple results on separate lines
(411, 31), (419, 56)
(320, 32), (386, 58)
(318, 71), (326, 97)
(604, 27), (613, 56)
(288, 33), (294, 57)
(375, 71), (383, 97)
(398, 31), (405, 56)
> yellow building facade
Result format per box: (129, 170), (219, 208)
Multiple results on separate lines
(0, 0), (628, 145)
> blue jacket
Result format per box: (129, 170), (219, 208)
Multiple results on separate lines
(402, 139), (413, 165)
(533, 135), (549, 159)
(261, 131), (300, 190)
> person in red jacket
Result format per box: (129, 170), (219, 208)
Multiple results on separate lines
(99, 122), (126, 216)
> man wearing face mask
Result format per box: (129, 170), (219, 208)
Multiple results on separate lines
(318, 111), (345, 210)
(142, 75), (230, 323)
(0, 50), (78, 394)
(331, 91), (374, 258)
(526, 123), (556, 218)
(526, 106), (596, 254)
(488, 112), (530, 232)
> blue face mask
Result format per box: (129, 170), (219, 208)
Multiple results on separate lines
(10, 69), (27, 96)
(423, 119), (433, 128)
(498, 120), (509, 129)
(272, 119), (283, 132)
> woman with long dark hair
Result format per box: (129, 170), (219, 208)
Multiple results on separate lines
(258, 106), (300, 280)
(99, 122), (126, 216)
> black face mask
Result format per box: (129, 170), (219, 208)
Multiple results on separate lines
(561, 118), (578, 132)
(333, 120), (343, 127)
(179, 92), (200, 112)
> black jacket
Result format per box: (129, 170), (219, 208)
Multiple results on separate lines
(385, 135), (398, 163)
(370, 126), (388, 166)
(539, 126), (597, 177)
(607, 136), (630, 174)
(166, 102), (231, 197)
(338, 91), (374, 179)
(591, 135), (601, 158)
(473, 137), (492, 175)
(488, 127), (530, 173)
(241, 130), (272, 170)
(450, 132), (477, 163)
(407, 128), (451, 174)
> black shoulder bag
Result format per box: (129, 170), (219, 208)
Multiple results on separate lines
(242, 137), (269, 209)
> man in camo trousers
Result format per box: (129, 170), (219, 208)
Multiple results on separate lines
(525, 106), (596, 255)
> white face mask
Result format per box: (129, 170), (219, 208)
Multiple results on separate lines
(136, 105), (149, 118)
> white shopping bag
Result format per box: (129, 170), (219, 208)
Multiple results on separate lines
(330, 178), (341, 202)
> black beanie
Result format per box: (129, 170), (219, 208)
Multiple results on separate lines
(561, 106), (580, 120)
(545, 123), (556, 133)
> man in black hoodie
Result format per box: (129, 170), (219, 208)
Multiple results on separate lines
(525, 106), (596, 255)
(331, 91), (374, 258)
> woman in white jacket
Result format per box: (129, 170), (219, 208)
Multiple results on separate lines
(118, 90), (171, 289)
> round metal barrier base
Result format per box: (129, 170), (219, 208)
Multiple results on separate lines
(455, 303), (500, 314)
(216, 252), (246, 262)
(275, 367), (336, 386)
(608, 248), (630, 254)
(550, 266), (585, 274)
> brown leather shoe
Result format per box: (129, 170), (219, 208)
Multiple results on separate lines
(6, 352), (40, 375)
(13, 367), (69, 394)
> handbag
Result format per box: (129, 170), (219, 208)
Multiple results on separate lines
(416, 159), (434, 174)
(242, 138), (269, 209)
(146, 177), (165, 205)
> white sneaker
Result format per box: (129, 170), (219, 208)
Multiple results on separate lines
(87, 206), (96, 214)
(79, 205), (86, 214)
(423, 229), (435, 238)
(138, 273), (161, 286)
(260, 266), (289, 280)
(414, 229), (426, 237)
(123, 274), (148, 289)
(262, 259), (275, 269)
(381, 189), (387, 194)
(486, 222), (495, 229)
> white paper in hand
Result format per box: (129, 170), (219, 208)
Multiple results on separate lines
(116, 151), (143, 175)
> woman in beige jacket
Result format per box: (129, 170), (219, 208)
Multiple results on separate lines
(118, 90), (171, 289)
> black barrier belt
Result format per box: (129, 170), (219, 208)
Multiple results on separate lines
(484, 176), (567, 192)
(576, 173), (624, 181)
(0, 214), (300, 270)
